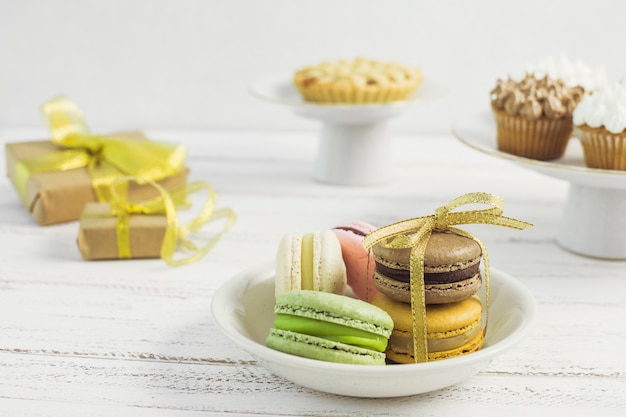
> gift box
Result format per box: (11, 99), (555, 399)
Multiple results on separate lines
(6, 133), (189, 225)
(5, 97), (189, 225)
(77, 201), (168, 260)
(77, 179), (237, 265)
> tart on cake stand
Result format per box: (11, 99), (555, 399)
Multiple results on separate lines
(453, 112), (626, 260)
(249, 74), (445, 186)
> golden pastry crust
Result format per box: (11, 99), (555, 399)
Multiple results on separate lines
(294, 58), (423, 104)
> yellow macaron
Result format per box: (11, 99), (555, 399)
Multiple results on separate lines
(371, 292), (484, 363)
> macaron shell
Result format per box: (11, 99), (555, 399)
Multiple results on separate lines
(315, 230), (347, 295)
(421, 274), (482, 304)
(373, 231), (482, 267)
(275, 233), (303, 296)
(266, 329), (386, 365)
(426, 296), (482, 336)
(274, 290), (394, 337)
(373, 271), (482, 304)
(332, 221), (378, 302)
(386, 330), (484, 363)
(372, 293), (482, 335)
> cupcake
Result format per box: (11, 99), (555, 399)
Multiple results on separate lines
(490, 75), (584, 160)
(573, 79), (626, 170)
(293, 58), (423, 104)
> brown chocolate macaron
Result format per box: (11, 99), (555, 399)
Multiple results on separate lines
(372, 230), (482, 304)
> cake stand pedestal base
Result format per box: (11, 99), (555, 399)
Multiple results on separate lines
(314, 122), (392, 185)
(250, 74), (446, 186)
(557, 183), (626, 260)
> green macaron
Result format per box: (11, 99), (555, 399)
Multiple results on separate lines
(266, 290), (394, 365)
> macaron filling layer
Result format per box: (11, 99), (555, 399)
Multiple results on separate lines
(275, 305), (392, 339)
(274, 313), (388, 352)
(266, 328), (387, 365)
(374, 261), (480, 284)
(301, 233), (314, 290)
(390, 321), (482, 353)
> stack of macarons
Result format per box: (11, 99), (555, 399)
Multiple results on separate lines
(268, 224), (486, 365)
(370, 230), (485, 363)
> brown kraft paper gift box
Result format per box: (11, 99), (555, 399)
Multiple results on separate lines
(5, 132), (189, 226)
(77, 202), (167, 260)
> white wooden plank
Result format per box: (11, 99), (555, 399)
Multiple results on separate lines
(0, 354), (623, 416)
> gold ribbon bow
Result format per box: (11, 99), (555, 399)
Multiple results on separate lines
(362, 192), (532, 363)
(90, 176), (236, 267)
(14, 96), (186, 203)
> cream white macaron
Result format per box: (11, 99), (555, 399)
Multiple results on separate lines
(275, 230), (347, 297)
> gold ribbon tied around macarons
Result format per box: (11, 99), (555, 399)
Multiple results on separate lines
(362, 192), (532, 363)
(13, 96), (186, 204)
(84, 176), (236, 266)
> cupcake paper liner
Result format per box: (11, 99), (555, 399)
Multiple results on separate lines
(492, 109), (573, 161)
(575, 125), (626, 171)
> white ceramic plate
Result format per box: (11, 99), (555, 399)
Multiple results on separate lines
(211, 262), (536, 398)
(452, 112), (626, 189)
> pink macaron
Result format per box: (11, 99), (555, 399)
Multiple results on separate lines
(332, 221), (378, 302)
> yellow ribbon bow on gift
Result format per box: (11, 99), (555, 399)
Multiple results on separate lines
(102, 176), (236, 267)
(14, 96), (186, 203)
(362, 192), (532, 363)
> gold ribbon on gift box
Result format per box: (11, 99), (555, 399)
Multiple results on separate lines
(363, 192), (532, 363)
(13, 96), (186, 204)
(85, 176), (237, 266)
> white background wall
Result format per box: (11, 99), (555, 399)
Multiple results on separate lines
(1, 0), (625, 134)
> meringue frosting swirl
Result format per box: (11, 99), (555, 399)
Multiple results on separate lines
(515, 54), (609, 93)
(491, 75), (584, 120)
(573, 79), (626, 134)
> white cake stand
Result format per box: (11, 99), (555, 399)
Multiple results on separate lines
(453, 113), (626, 260)
(249, 74), (445, 186)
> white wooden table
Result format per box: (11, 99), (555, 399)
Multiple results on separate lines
(1, 127), (624, 416)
